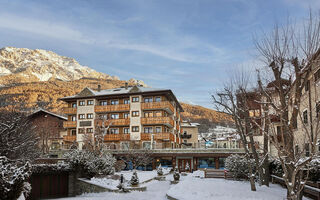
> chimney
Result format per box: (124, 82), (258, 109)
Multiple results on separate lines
(125, 82), (128, 90)
(97, 84), (101, 92)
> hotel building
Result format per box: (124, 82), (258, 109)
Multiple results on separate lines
(60, 84), (183, 150)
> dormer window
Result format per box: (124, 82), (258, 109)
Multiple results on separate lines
(79, 101), (85, 106)
(132, 97), (139, 102)
(87, 100), (94, 105)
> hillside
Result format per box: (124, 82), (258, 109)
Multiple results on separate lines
(0, 47), (233, 130)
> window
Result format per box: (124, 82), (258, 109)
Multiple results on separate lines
(305, 143), (310, 157)
(154, 111), (161, 117)
(124, 113), (130, 119)
(78, 114), (85, 119)
(183, 140), (187, 143)
(111, 100), (119, 105)
(303, 110), (308, 124)
(79, 101), (85, 106)
(110, 128), (119, 134)
(155, 127), (161, 133)
(87, 128), (93, 133)
(144, 112), (153, 117)
(71, 129), (76, 136)
(87, 113), (93, 119)
(124, 99), (130, 104)
(78, 128), (85, 134)
(99, 114), (108, 120)
(144, 97), (153, 103)
(132, 96), (139, 102)
(155, 97), (161, 102)
(315, 69), (320, 82)
(100, 101), (107, 106)
(87, 100), (94, 105)
(143, 142), (151, 150)
(305, 80), (310, 92)
(132, 126), (139, 132)
(111, 114), (119, 119)
(144, 127), (153, 133)
(123, 128), (130, 134)
(132, 111), (139, 117)
(71, 115), (76, 121)
(71, 103), (77, 108)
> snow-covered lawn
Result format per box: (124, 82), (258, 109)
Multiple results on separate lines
(55, 170), (308, 200)
(89, 168), (171, 189)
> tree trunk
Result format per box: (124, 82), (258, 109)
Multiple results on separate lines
(248, 164), (256, 191)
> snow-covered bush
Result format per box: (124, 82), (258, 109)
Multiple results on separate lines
(269, 158), (283, 177)
(157, 164), (163, 176)
(308, 156), (320, 182)
(63, 149), (116, 177)
(173, 167), (180, 181)
(130, 170), (139, 186)
(225, 154), (254, 179)
(0, 156), (32, 200)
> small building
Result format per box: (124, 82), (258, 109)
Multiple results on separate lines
(181, 121), (200, 148)
(28, 109), (67, 157)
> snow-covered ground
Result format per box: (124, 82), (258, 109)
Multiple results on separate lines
(89, 169), (171, 190)
(55, 170), (308, 200)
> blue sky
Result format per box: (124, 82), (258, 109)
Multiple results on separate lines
(0, 0), (318, 108)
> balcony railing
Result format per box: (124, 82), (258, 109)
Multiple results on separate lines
(95, 104), (130, 113)
(141, 101), (174, 114)
(63, 121), (77, 128)
(95, 118), (130, 126)
(181, 134), (192, 139)
(141, 133), (174, 141)
(141, 117), (174, 127)
(63, 135), (76, 142)
(63, 107), (77, 114)
(104, 134), (130, 141)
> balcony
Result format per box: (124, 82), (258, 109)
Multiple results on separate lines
(95, 104), (130, 113)
(104, 134), (130, 141)
(141, 117), (174, 127)
(95, 118), (130, 126)
(141, 101), (174, 114)
(141, 133), (174, 141)
(63, 121), (77, 128)
(181, 134), (192, 139)
(63, 135), (76, 142)
(63, 107), (77, 115)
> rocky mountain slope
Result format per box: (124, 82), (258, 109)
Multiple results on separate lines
(0, 47), (233, 130)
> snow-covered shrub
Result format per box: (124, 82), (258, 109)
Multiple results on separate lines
(173, 167), (180, 181)
(130, 170), (139, 186)
(225, 154), (254, 179)
(63, 149), (115, 177)
(157, 164), (163, 176)
(0, 156), (31, 200)
(269, 158), (283, 177)
(308, 156), (320, 182)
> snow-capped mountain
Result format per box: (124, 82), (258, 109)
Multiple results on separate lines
(0, 47), (120, 85)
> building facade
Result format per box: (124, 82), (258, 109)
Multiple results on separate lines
(60, 85), (183, 150)
(181, 121), (200, 148)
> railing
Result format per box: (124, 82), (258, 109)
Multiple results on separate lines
(181, 134), (192, 139)
(95, 118), (130, 126)
(104, 134), (130, 141)
(63, 107), (77, 114)
(63, 135), (76, 142)
(141, 133), (175, 141)
(141, 117), (174, 127)
(94, 104), (130, 113)
(141, 101), (174, 114)
(63, 121), (77, 128)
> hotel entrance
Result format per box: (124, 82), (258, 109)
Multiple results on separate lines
(178, 158), (192, 172)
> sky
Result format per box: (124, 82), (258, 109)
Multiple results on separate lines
(0, 0), (319, 109)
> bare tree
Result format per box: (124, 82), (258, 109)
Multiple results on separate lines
(254, 11), (320, 200)
(0, 110), (39, 160)
(212, 71), (268, 191)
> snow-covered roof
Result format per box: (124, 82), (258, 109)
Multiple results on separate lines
(28, 108), (67, 120)
(182, 121), (200, 127)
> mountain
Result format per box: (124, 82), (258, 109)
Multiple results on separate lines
(0, 47), (233, 130)
(0, 47), (120, 85)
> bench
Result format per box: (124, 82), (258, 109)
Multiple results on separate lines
(204, 169), (233, 179)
